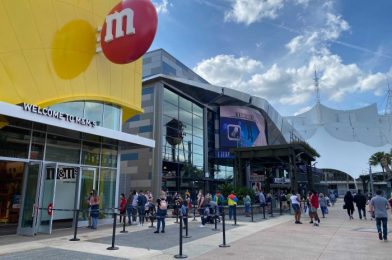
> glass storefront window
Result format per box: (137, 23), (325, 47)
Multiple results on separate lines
(103, 104), (121, 131)
(179, 110), (192, 126)
(163, 102), (178, 119)
(164, 88), (178, 106)
(30, 131), (45, 160)
(193, 115), (203, 129)
(0, 127), (30, 158)
(50, 101), (84, 118)
(82, 141), (101, 166)
(84, 102), (104, 127)
(45, 134), (81, 164)
(101, 144), (117, 168)
(193, 105), (203, 117)
(98, 168), (116, 218)
(179, 96), (192, 112)
(162, 87), (204, 168)
(193, 127), (203, 138)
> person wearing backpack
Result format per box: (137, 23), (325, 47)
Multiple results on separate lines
(154, 198), (167, 233)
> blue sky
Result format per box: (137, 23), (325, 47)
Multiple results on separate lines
(151, 0), (392, 116)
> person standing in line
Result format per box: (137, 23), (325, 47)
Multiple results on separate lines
(266, 193), (272, 215)
(319, 193), (328, 218)
(310, 191), (320, 226)
(369, 190), (391, 241)
(353, 190), (367, 220)
(259, 190), (266, 213)
(137, 190), (147, 226)
(89, 190), (100, 229)
(344, 191), (355, 220)
(244, 195), (251, 217)
(126, 191), (133, 225)
(197, 191), (205, 227)
(154, 197), (168, 233)
(290, 192), (302, 224)
(86, 190), (93, 228)
(213, 190), (225, 218)
(131, 190), (138, 222)
(119, 193), (127, 224)
(227, 192), (238, 220)
(180, 200), (188, 228)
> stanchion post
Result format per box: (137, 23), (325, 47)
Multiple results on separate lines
(107, 212), (119, 250)
(263, 204), (266, 219)
(174, 215), (187, 258)
(212, 209), (219, 231)
(183, 214), (191, 238)
(250, 202), (254, 222)
(70, 209), (80, 241)
(280, 199), (282, 215)
(232, 205), (238, 226)
(192, 204), (197, 221)
(120, 213), (128, 233)
(174, 204), (179, 224)
(219, 207), (230, 248)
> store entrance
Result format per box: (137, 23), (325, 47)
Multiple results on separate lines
(18, 162), (80, 235)
(0, 161), (24, 236)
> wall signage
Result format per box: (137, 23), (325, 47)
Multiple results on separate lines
(22, 103), (97, 128)
(46, 167), (79, 181)
(101, 0), (158, 64)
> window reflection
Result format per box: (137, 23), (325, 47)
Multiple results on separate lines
(45, 134), (81, 164)
(30, 131), (45, 160)
(50, 101), (84, 118)
(103, 104), (121, 130)
(0, 127), (30, 158)
(85, 102), (104, 127)
(82, 141), (101, 166)
(98, 168), (116, 219)
(101, 144), (117, 168)
(162, 88), (204, 168)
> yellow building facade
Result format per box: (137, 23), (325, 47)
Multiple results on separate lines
(0, 0), (154, 236)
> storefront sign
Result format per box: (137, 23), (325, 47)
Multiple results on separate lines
(22, 103), (97, 128)
(46, 167), (79, 181)
(100, 0), (158, 64)
(274, 178), (290, 184)
(250, 174), (265, 182)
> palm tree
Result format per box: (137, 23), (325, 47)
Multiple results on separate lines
(369, 152), (388, 172)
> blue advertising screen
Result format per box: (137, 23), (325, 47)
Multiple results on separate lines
(220, 106), (267, 148)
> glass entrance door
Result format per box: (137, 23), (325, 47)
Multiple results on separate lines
(17, 162), (41, 236)
(78, 167), (97, 225)
(37, 163), (57, 234)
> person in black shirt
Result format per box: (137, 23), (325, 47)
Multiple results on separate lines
(353, 190), (367, 220)
(137, 190), (147, 226)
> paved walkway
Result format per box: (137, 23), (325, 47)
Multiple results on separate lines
(0, 201), (391, 259)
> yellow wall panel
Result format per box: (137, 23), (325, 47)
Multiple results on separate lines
(0, 0), (144, 122)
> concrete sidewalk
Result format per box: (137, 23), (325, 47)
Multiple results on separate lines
(194, 201), (392, 260)
(1, 201), (391, 259)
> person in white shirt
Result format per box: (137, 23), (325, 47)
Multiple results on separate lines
(290, 193), (302, 224)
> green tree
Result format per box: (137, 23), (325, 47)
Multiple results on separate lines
(369, 151), (391, 173)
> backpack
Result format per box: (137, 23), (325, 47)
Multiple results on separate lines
(160, 200), (168, 210)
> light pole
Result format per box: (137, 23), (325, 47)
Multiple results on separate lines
(369, 164), (374, 196)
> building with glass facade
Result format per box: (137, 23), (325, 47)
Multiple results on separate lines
(121, 49), (303, 198)
(0, 1), (154, 237)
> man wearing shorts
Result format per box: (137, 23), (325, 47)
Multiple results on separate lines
(290, 193), (302, 224)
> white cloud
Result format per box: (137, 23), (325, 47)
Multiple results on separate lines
(194, 52), (388, 107)
(193, 55), (263, 87)
(224, 0), (284, 25)
(285, 12), (350, 55)
(153, 0), (170, 15)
